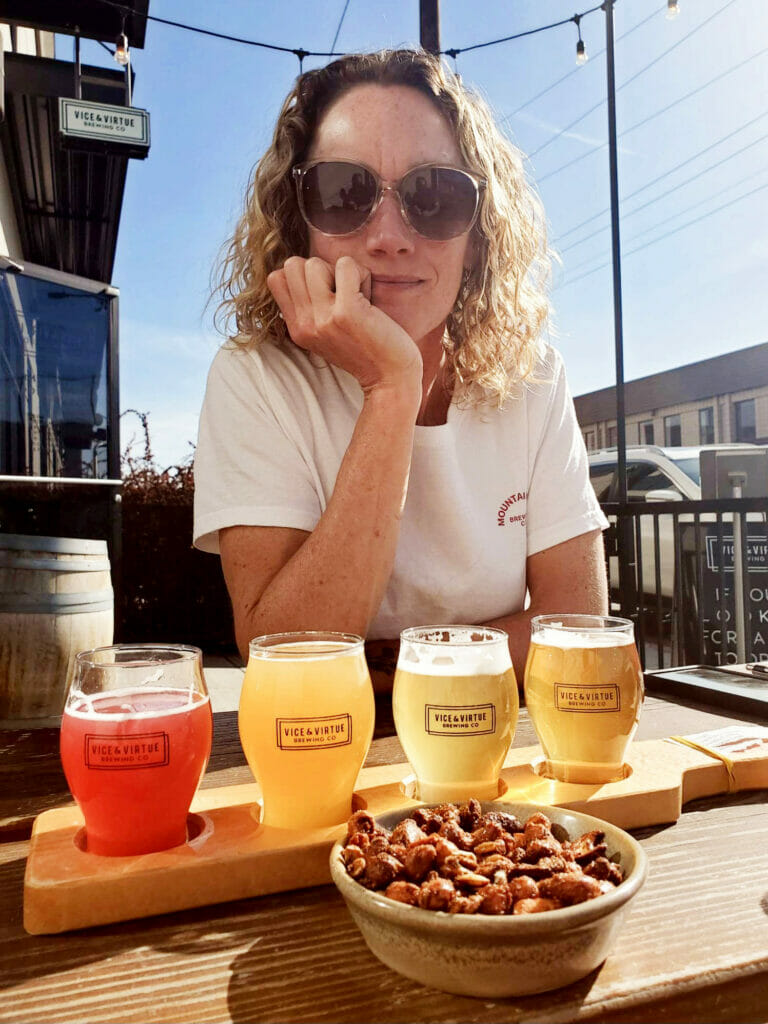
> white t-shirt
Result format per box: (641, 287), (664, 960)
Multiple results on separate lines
(193, 341), (607, 640)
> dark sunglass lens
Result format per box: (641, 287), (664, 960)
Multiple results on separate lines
(301, 163), (377, 234)
(402, 167), (478, 240)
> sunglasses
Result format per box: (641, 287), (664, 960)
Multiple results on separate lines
(292, 160), (486, 241)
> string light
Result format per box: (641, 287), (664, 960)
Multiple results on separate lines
(574, 14), (588, 64)
(114, 32), (129, 65)
(114, 15), (129, 65)
(666, 0), (680, 19)
(90, 0), (607, 68)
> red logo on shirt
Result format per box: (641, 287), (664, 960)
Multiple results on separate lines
(497, 491), (527, 526)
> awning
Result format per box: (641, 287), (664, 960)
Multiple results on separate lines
(0, 52), (136, 282)
(0, 1), (149, 48)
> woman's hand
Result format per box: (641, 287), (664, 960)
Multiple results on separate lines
(267, 255), (422, 393)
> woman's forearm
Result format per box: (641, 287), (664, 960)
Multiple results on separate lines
(486, 529), (609, 685)
(227, 381), (420, 654)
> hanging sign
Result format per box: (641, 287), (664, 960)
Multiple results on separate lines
(58, 98), (150, 159)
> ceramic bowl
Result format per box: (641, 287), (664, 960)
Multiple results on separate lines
(330, 801), (648, 998)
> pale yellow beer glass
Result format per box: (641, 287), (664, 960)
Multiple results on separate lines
(393, 625), (518, 803)
(524, 614), (644, 784)
(239, 632), (375, 829)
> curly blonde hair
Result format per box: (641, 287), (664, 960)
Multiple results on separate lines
(213, 49), (552, 404)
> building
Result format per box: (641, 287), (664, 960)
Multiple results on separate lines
(574, 340), (768, 451)
(0, 2), (149, 542)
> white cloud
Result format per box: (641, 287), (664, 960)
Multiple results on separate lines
(513, 110), (635, 156)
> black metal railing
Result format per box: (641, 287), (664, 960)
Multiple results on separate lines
(601, 497), (768, 669)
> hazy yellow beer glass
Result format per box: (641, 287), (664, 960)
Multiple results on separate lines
(239, 632), (375, 829)
(524, 614), (644, 784)
(393, 626), (518, 803)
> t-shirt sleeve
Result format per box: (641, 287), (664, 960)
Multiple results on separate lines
(525, 348), (608, 557)
(193, 346), (322, 554)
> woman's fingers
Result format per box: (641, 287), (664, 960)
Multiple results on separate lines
(266, 268), (297, 326)
(282, 257), (314, 324)
(268, 254), (418, 389)
(304, 257), (336, 309)
(270, 257), (325, 349)
(334, 256), (372, 304)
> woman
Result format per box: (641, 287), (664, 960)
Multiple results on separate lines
(194, 49), (608, 684)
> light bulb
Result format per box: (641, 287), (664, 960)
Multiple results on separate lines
(666, 0), (680, 19)
(576, 39), (587, 64)
(114, 33), (130, 66)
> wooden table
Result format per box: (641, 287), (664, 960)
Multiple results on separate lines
(1, 694), (767, 1023)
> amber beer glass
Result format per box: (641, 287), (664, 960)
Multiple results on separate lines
(239, 632), (375, 829)
(393, 626), (518, 802)
(59, 645), (213, 856)
(524, 615), (644, 784)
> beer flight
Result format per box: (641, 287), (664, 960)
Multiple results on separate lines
(59, 615), (644, 857)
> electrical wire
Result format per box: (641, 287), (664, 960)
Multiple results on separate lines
(90, 0), (340, 57)
(559, 125), (768, 256)
(499, 3), (665, 128)
(561, 152), (768, 275)
(530, 0), (742, 162)
(556, 180), (768, 290)
(330, 0), (352, 56)
(622, 164), (768, 248)
(556, 108), (768, 243)
(539, 37), (767, 186)
(90, 0), (607, 65)
(443, 3), (604, 58)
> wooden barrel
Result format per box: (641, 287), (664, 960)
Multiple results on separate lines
(0, 535), (113, 727)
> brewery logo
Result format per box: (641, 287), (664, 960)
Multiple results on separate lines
(84, 732), (170, 769)
(276, 713), (352, 750)
(425, 703), (496, 735)
(497, 491), (527, 527)
(554, 684), (621, 713)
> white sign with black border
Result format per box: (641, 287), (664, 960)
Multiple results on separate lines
(58, 98), (150, 150)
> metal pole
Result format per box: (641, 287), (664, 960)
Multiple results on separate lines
(420, 0), (441, 54)
(125, 53), (132, 107)
(74, 29), (82, 100)
(604, 0), (635, 618)
(604, 0), (625, 500)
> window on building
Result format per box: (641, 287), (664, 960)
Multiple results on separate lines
(734, 399), (756, 443)
(699, 406), (715, 445)
(606, 425), (617, 447)
(638, 420), (654, 445)
(664, 414), (682, 447)
(0, 269), (113, 478)
(583, 430), (596, 451)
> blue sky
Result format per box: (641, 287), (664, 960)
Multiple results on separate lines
(60, 0), (768, 469)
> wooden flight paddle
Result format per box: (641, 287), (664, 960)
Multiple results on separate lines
(23, 725), (768, 934)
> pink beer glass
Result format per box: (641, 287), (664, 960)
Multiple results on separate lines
(60, 644), (213, 856)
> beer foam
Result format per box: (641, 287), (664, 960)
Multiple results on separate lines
(65, 687), (208, 721)
(531, 626), (634, 649)
(400, 637), (512, 676)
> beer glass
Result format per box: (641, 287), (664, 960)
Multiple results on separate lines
(524, 614), (644, 784)
(393, 625), (518, 803)
(60, 644), (213, 856)
(239, 632), (375, 829)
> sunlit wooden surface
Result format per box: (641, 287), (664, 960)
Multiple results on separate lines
(1, 693), (767, 1023)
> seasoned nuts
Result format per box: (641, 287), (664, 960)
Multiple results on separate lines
(342, 802), (626, 916)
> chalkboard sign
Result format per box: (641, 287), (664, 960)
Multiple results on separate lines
(679, 521), (768, 664)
